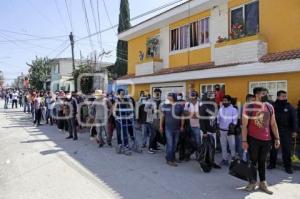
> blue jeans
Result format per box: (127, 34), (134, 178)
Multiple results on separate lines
(235, 134), (243, 157)
(165, 128), (180, 162)
(4, 98), (9, 109)
(23, 102), (30, 113)
(142, 123), (153, 145)
(191, 127), (201, 147)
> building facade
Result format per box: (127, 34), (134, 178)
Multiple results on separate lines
(49, 58), (111, 92)
(117, 0), (300, 105)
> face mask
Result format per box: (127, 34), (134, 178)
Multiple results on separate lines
(177, 96), (182, 101)
(165, 99), (170, 104)
(66, 95), (71, 99)
(278, 99), (287, 104)
(261, 95), (269, 102)
(223, 103), (230, 107)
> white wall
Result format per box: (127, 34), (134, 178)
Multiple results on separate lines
(214, 40), (268, 65)
(210, 1), (229, 62)
(159, 26), (170, 68)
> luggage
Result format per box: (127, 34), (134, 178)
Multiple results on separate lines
(229, 152), (257, 182)
(197, 135), (215, 173)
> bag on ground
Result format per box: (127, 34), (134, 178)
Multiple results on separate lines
(229, 152), (257, 182)
(197, 135), (215, 173)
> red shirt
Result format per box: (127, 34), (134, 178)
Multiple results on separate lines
(244, 102), (274, 141)
(215, 90), (224, 106)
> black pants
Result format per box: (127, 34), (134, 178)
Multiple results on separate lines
(269, 131), (292, 169)
(67, 117), (77, 139)
(12, 99), (18, 108)
(248, 136), (271, 182)
(34, 109), (42, 125)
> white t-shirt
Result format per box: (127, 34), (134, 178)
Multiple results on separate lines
(12, 93), (18, 100)
(184, 101), (200, 128)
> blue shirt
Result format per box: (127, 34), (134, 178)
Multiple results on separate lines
(162, 103), (183, 131)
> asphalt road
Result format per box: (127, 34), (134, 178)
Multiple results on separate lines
(0, 103), (300, 199)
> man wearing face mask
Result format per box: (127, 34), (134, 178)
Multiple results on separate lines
(242, 87), (280, 194)
(217, 95), (238, 166)
(65, 91), (78, 140)
(268, 90), (298, 174)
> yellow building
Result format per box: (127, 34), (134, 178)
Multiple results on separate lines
(117, 0), (300, 106)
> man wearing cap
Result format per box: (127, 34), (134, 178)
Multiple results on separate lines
(114, 89), (132, 154)
(184, 91), (201, 147)
(160, 92), (184, 166)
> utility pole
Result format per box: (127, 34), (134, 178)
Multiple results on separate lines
(69, 32), (75, 71)
(69, 32), (76, 91)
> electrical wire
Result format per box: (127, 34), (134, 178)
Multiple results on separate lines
(102, 0), (117, 35)
(64, 0), (73, 32)
(54, 0), (68, 33)
(81, 0), (94, 50)
(89, 0), (101, 49)
(27, 0), (65, 33)
(96, 0), (103, 49)
(0, 29), (67, 39)
(76, 0), (187, 42)
(46, 39), (70, 57)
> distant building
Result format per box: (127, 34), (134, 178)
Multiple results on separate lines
(49, 58), (111, 92)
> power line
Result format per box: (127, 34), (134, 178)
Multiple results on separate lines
(47, 39), (70, 57)
(27, 0), (65, 33)
(64, 0), (73, 31)
(0, 29), (67, 39)
(102, 0), (117, 35)
(54, 0), (68, 33)
(89, 0), (101, 49)
(96, 0), (103, 49)
(76, 0), (186, 42)
(81, 0), (94, 50)
(0, 37), (66, 43)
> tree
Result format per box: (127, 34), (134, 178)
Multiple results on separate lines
(27, 57), (51, 90)
(110, 0), (131, 79)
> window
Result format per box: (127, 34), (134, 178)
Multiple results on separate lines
(146, 35), (160, 58)
(53, 64), (59, 74)
(200, 83), (225, 98)
(231, 1), (259, 36)
(249, 80), (287, 101)
(170, 18), (209, 52)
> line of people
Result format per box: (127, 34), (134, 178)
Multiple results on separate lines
(14, 86), (300, 195)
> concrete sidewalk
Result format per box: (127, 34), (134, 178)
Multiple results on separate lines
(0, 105), (300, 199)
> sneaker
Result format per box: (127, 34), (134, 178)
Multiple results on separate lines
(148, 148), (155, 154)
(259, 181), (273, 195)
(285, 168), (293, 174)
(245, 183), (257, 192)
(65, 136), (73, 139)
(166, 161), (178, 167)
(220, 160), (229, 166)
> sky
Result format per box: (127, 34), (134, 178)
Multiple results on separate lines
(0, 0), (186, 84)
